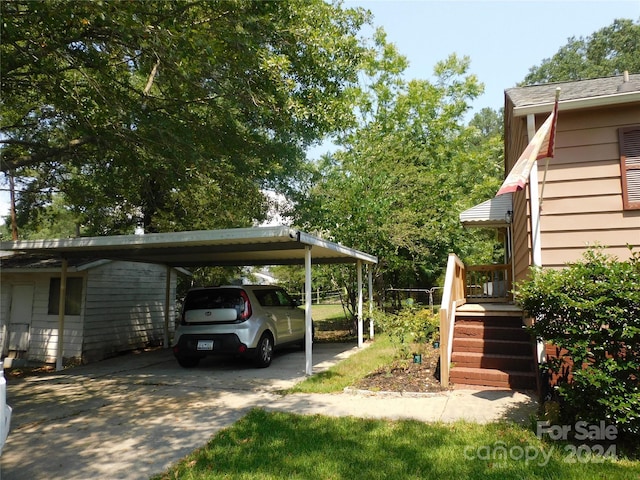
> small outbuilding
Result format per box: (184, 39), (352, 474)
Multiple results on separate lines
(0, 254), (183, 366)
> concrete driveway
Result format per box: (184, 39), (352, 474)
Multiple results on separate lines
(1, 344), (537, 480)
(1, 344), (360, 480)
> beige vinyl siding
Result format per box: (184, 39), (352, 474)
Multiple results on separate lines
(536, 105), (640, 269)
(543, 246), (637, 266)
(0, 273), (85, 363)
(82, 261), (176, 362)
(508, 102), (640, 280)
(512, 189), (532, 284)
(505, 98), (534, 285)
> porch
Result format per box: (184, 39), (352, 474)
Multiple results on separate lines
(439, 254), (537, 390)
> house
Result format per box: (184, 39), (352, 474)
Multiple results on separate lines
(440, 72), (640, 391)
(505, 72), (640, 281)
(0, 254), (182, 366)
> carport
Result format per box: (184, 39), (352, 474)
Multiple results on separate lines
(0, 226), (377, 375)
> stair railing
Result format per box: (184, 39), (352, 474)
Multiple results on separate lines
(465, 264), (513, 302)
(439, 253), (466, 388)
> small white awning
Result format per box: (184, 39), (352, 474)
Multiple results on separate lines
(459, 193), (513, 228)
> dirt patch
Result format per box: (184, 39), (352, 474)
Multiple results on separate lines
(355, 343), (449, 393)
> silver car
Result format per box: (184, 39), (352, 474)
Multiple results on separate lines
(172, 285), (309, 368)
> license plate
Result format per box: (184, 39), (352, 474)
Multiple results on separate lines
(197, 340), (214, 351)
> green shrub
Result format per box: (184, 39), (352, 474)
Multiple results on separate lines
(517, 247), (640, 442)
(373, 307), (439, 357)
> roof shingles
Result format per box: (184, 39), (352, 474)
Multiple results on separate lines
(506, 73), (640, 107)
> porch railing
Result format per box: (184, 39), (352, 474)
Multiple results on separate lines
(439, 254), (466, 388)
(466, 264), (512, 302)
(439, 257), (513, 387)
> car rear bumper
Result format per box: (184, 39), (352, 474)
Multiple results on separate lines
(173, 333), (248, 357)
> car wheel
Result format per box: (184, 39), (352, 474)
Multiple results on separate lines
(255, 332), (274, 368)
(177, 356), (200, 368)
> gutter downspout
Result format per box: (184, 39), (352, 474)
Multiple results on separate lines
(528, 113), (543, 269)
(527, 113), (547, 366)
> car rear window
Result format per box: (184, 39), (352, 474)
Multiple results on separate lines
(184, 289), (245, 311)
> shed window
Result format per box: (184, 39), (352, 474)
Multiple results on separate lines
(619, 126), (640, 210)
(48, 277), (83, 315)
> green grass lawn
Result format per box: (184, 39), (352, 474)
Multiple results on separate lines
(306, 303), (347, 321)
(153, 409), (640, 480)
(284, 333), (396, 394)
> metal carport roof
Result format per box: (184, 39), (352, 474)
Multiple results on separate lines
(0, 226), (377, 375)
(0, 226), (378, 266)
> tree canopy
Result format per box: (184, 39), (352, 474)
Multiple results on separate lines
(1, 0), (370, 234)
(291, 31), (503, 294)
(523, 18), (640, 84)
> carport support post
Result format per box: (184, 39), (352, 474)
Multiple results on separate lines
(56, 258), (68, 371)
(357, 260), (363, 348)
(164, 266), (171, 349)
(304, 246), (313, 375)
(368, 266), (374, 339)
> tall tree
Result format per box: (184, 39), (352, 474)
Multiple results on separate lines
(292, 30), (501, 300)
(523, 18), (640, 84)
(1, 0), (370, 235)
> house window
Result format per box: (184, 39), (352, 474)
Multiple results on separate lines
(619, 125), (640, 210)
(48, 277), (84, 315)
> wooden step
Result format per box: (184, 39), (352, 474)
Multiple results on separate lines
(451, 351), (535, 371)
(455, 304), (523, 317)
(449, 367), (537, 390)
(454, 324), (531, 342)
(453, 337), (532, 354)
(452, 337), (534, 356)
(455, 315), (524, 328)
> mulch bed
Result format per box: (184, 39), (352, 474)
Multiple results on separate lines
(355, 343), (449, 393)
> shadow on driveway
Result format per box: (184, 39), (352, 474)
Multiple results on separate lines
(2, 343), (357, 480)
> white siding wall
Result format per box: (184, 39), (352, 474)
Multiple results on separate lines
(82, 261), (176, 362)
(0, 281), (10, 354)
(0, 273), (85, 363)
(1, 261), (178, 365)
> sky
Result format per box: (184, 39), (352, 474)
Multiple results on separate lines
(1, 0), (639, 222)
(345, 0), (640, 114)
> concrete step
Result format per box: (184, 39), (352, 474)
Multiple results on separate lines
(451, 351), (535, 371)
(449, 367), (537, 390)
(452, 337), (534, 356)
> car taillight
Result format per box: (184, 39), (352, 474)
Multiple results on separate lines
(238, 290), (252, 321)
